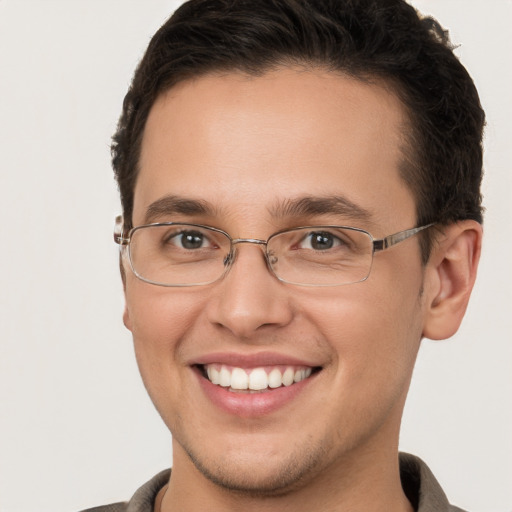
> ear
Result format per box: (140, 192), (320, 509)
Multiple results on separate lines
(422, 220), (482, 340)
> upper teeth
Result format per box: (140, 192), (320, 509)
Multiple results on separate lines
(205, 364), (313, 391)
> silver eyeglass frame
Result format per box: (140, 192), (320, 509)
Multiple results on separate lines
(114, 215), (435, 287)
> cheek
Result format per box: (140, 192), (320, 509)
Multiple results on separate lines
(126, 280), (202, 338)
(124, 280), (206, 384)
(303, 273), (424, 383)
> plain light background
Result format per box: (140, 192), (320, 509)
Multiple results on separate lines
(0, 1), (510, 511)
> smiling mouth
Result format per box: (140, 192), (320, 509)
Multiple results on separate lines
(198, 364), (320, 393)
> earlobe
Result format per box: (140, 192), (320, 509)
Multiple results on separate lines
(123, 304), (133, 331)
(120, 257), (132, 331)
(422, 221), (482, 340)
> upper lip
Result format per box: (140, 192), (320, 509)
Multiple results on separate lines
(190, 351), (321, 368)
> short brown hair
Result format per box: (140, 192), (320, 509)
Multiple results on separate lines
(112, 0), (485, 261)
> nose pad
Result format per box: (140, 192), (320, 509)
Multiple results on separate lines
(223, 251), (235, 268)
(222, 240), (272, 276)
(222, 244), (277, 279)
(267, 250), (278, 267)
(207, 243), (293, 337)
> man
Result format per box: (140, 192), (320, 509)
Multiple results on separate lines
(86, 0), (484, 510)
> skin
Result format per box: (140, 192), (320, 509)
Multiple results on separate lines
(122, 68), (482, 511)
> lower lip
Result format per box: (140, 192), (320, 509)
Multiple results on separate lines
(195, 368), (317, 417)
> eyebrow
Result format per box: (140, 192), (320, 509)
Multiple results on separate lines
(143, 195), (216, 224)
(143, 193), (374, 226)
(269, 195), (374, 223)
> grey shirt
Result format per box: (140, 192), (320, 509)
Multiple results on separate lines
(80, 453), (467, 512)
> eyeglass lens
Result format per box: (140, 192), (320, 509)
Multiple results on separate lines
(125, 224), (374, 287)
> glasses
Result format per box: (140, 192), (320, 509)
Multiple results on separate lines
(114, 216), (434, 287)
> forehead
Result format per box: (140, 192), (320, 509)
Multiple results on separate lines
(135, 68), (415, 231)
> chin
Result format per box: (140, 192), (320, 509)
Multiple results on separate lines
(180, 437), (328, 497)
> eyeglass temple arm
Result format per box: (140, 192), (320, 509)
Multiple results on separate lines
(373, 223), (434, 252)
(114, 215), (130, 245)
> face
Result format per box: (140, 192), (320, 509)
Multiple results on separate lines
(124, 68), (428, 493)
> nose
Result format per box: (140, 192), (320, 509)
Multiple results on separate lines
(206, 242), (294, 339)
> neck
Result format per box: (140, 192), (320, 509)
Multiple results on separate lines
(161, 443), (413, 512)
